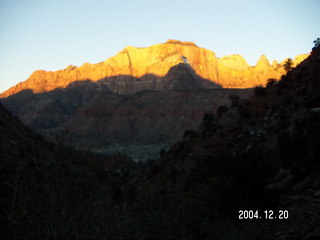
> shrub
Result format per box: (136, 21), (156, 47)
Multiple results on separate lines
(312, 38), (320, 54)
(266, 78), (277, 87)
(199, 113), (220, 139)
(283, 58), (293, 73)
(313, 38), (320, 47)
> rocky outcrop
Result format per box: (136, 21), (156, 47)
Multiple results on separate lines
(219, 54), (250, 71)
(255, 54), (270, 70)
(0, 40), (309, 98)
(271, 60), (279, 69)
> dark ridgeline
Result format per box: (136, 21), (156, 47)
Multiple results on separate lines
(1, 41), (320, 239)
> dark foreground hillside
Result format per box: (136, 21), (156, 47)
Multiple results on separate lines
(0, 103), (141, 239)
(1, 45), (320, 239)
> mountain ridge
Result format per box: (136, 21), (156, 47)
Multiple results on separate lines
(0, 40), (308, 98)
(2, 40), (320, 239)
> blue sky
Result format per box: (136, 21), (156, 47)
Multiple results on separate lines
(0, 0), (319, 93)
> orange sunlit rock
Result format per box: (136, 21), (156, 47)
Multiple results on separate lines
(0, 40), (309, 97)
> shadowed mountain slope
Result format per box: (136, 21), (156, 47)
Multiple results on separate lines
(1, 64), (252, 160)
(0, 102), (143, 239)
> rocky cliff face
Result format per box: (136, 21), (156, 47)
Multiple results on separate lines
(0, 40), (308, 98)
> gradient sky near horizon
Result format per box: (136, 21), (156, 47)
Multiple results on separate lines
(0, 0), (319, 93)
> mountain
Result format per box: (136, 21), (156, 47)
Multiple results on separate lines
(0, 40), (308, 160)
(116, 43), (320, 239)
(0, 40), (308, 98)
(1, 80), (253, 160)
(2, 42), (320, 240)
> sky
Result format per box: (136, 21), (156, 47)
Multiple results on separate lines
(0, 0), (319, 93)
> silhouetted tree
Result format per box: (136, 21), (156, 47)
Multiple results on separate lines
(283, 58), (293, 73)
(266, 78), (277, 87)
(313, 38), (320, 47)
(312, 38), (320, 54)
(200, 112), (220, 138)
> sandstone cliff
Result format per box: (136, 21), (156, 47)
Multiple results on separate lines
(0, 40), (308, 97)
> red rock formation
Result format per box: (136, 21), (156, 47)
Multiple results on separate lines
(0, 40), (309, 98)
